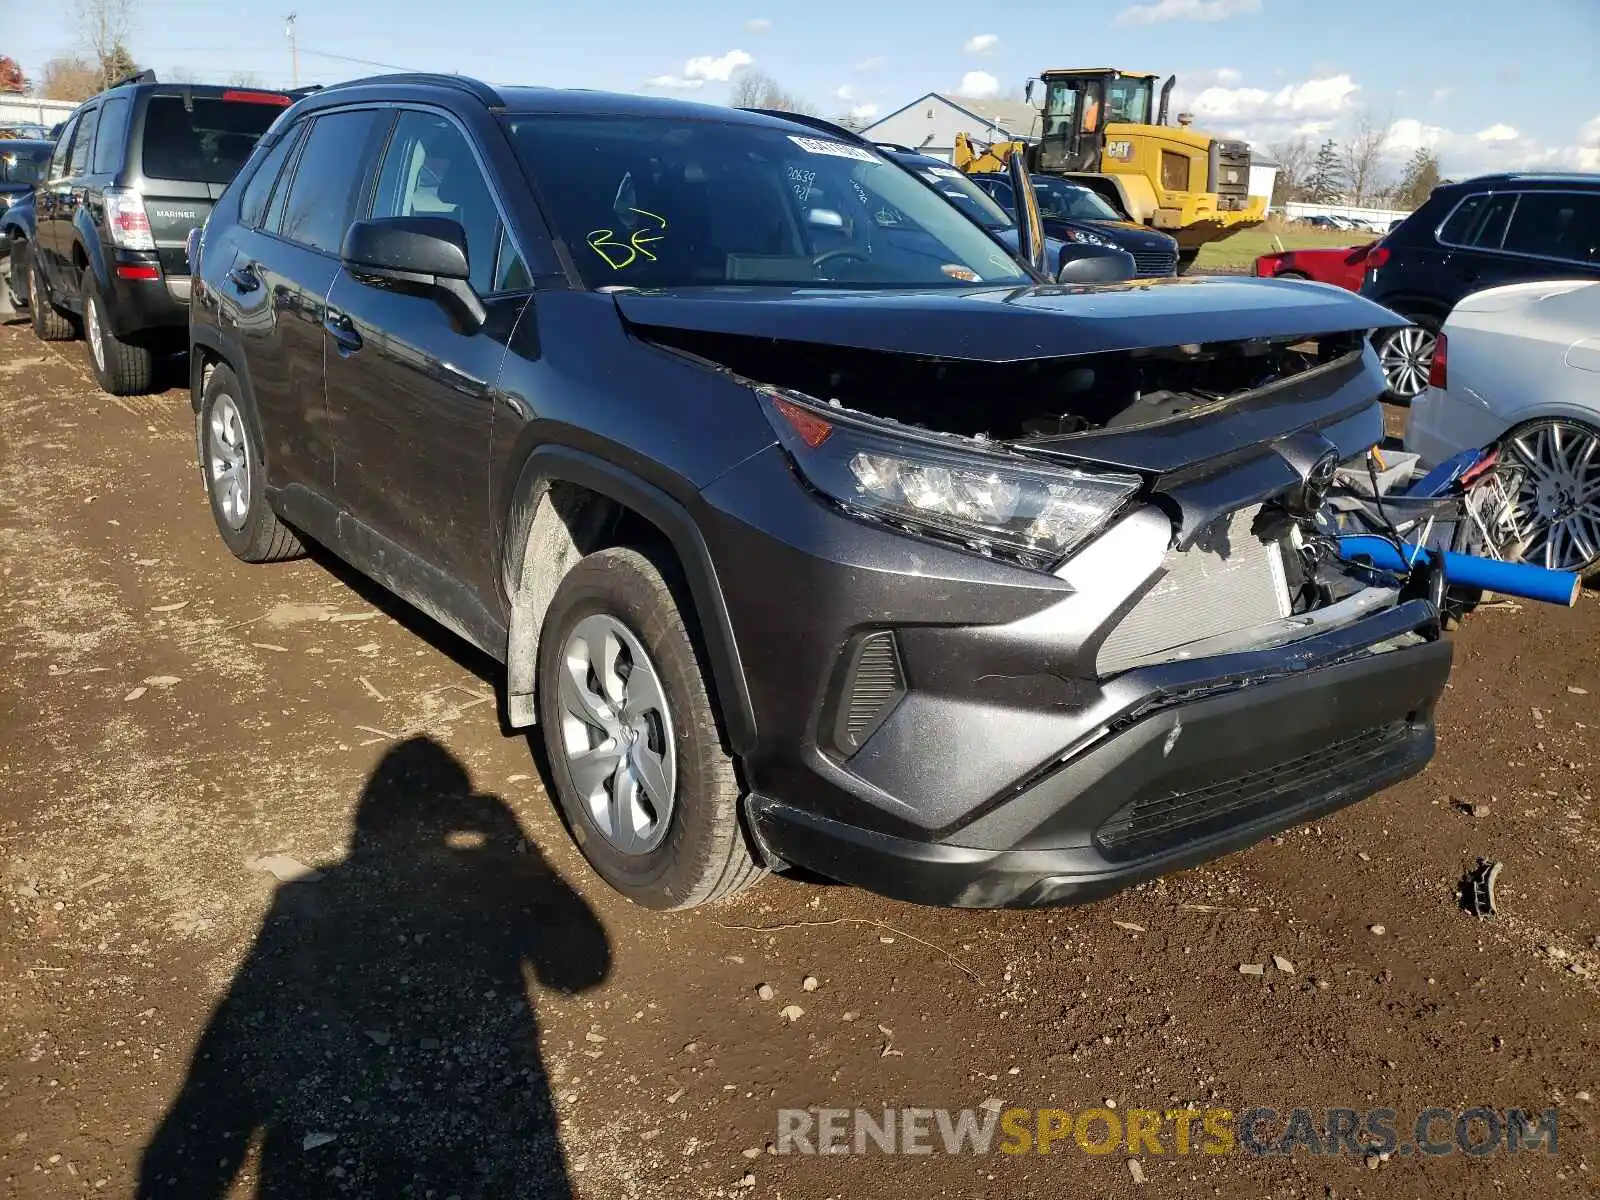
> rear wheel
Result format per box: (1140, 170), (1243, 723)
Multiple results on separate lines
(1498, 417), (1600, 578)
(1275, 270), (1310, 281)
(83, 273), (154, 395)
(29, 258), (74, 342)
(6, 238), (28, 310)
(537, 546), (763, 910)
(197, 363), (304, 563)
(1374, 318), (1438, 403)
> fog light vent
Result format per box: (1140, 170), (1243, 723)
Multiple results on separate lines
(838, 631), (906, 753)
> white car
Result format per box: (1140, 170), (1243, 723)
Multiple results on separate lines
(1406, 279), (1600, 576)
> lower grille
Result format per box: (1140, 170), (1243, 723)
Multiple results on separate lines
(1132, 249), (1179, 277)
(1095, 720), (1414, 861)
(1095, 506), (1290, 676)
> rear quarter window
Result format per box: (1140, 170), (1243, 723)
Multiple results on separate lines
(92, 97), (130, 173)
(238, 123), (304, 229)
(1438, 192), (1516, 249)
(141, 95), (282, 184)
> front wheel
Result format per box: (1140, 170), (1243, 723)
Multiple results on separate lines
(1374, 320), (1438, 403)
(1498, 417), (1600, 579)
(537, 546), (763, 910)
(1175, 249), (1200, 275)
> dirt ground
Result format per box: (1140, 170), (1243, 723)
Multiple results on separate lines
(2, 317), (1597, 1199)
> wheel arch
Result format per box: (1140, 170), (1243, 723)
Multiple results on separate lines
(500, 446), (757, 755)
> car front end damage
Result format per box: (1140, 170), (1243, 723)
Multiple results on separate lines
(628, 277), (1448, 907)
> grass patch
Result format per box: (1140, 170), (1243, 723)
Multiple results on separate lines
(1194, 226), (1377, 272)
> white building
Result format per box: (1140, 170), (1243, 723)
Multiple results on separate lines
(859, 94), (1041, 162)
(0, 95), (76, 133)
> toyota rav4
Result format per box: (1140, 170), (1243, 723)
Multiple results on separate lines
(188, 75), (1453, 910)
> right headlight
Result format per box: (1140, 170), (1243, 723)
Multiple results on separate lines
(760, 389), (1141, 570)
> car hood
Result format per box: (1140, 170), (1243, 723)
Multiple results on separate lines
(614, 276), (1404, 364)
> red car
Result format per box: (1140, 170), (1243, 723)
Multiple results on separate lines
(1253, 242), (1377, 291)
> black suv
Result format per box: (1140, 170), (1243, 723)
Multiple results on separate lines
(1361, 172), (1600, 399)
(190, 74), (1452, 911)
(15, 74), (290, 393)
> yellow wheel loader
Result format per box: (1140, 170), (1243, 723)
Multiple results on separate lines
(953, 68), (1266, 272)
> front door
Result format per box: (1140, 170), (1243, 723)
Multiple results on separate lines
(323, 109), (530, 609)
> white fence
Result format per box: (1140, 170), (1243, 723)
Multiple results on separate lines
(0, 96), (77, 131)
(1281, 200), (1412, 226)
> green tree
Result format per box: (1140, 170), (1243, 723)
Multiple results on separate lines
(1397, 146), (1442, 210)
(1305, 139), (1346, 204)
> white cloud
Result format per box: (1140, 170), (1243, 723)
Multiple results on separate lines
(1431, 86), (1453, 105)
(1475, 123), (1519, 143)
(958, 70), (1000, 99)
(850, 103), (880, 121)
(854, 55), (888, 72)
(1295, 120), (1334, 137)
(1116, 0), (1260, 26)
(1186, 73), (1358, 122)
(744, 17), (771, 32)
(647, 48), (755, 90)
(833, 85), (857, 102)
(963, 33), (999, 55)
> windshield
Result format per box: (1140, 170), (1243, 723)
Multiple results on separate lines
(913, 165), (1012, 231)
(141, 95), (285, 184)
(504, 116), (1031, 289)
(0, 144), (49, 185)
(1032, 177), (1123, 222)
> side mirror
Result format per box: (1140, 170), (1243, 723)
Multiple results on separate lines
(341, 216), (485, 331)
(1056, 244), (1137, 285)
(1025, 79), (1036, 105)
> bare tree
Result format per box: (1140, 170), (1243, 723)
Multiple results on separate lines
(76, 0), (137, 89)
(1267, 136), (1312, 204)
(1342, 113), (1391, 207)
(38, 54), (102, 101)
(728, 69), (815, 115)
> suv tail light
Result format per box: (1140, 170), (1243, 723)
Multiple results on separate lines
(104, 188), (155, 251)
(1366, 245), (1390, 271)
(1428, 332), (1448, 389)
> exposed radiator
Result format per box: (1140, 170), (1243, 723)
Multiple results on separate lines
(1096, 506), (1291, 676)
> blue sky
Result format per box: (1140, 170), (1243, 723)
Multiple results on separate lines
(11, 0), (1599, 174)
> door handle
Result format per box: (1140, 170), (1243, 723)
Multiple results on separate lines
(227, 265), (261, 293)
(324, 310), (363, 355)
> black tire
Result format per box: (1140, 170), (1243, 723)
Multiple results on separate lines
(1275, 270), (1310, 281)
(196, 363), (304, 563)
(1176, 249), (1200, 275)
(29, 257), (75, 342)
(537, 545), (763, 910)
(83, 272), (154, 395)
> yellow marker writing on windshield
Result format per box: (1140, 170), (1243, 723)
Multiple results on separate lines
(587, 209), (668, 270)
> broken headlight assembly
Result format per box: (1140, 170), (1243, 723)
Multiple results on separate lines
(760, 389), (1141, 569)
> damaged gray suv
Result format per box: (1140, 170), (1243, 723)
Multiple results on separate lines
(189, 76), (1453, 910)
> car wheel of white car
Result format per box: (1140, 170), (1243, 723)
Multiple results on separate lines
(1375, 323), (1437, 402)
(1501, 418), (1600, 578)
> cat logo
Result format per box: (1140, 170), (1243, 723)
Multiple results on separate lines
(1105, 141), (1134, 161)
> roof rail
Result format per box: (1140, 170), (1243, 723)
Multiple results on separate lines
(740, 108), (870, 143)
(110, 68), (159, 89)
(320, 72), (502, 107)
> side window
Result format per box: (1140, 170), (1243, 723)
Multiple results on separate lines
(370, 111), (501, 294)
(239, 123), (303, 229)
(277, 109), (384, 255)
(1502, 192), (1600, 264)
(68, 107), (99, 175)
(493, 224), (530, 292)
(92, 98), (129, 173)
(1439, 192), (1516, 249)
(48, 116), (79, 178)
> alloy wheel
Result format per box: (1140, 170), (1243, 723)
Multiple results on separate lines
(206, 393), (252, 531)
(556, 613), (677, 855)
(1377, 325), (1436, 399)
(86, 292), (106, 372)
(1502, 419), (1600, 573)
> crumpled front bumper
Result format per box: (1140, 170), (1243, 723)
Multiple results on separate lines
(747, 598), (1450, 907)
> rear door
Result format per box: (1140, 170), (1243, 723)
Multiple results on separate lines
(1499, 190), (1600, 280)
(1436, 190), (1518, 300)
(136, 90), (289, 285)
(218, 107), (387, 506)
(36, 111), (83, 288)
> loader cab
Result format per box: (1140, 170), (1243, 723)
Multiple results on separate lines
(1028, 69), (1158, 174)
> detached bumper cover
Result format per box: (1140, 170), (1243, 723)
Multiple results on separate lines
(747, 614), (1451, 908)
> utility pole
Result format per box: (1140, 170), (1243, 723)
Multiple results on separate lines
(285, 13), (299, 89)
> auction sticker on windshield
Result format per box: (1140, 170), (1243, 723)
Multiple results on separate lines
(788, 136), (879, 162)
